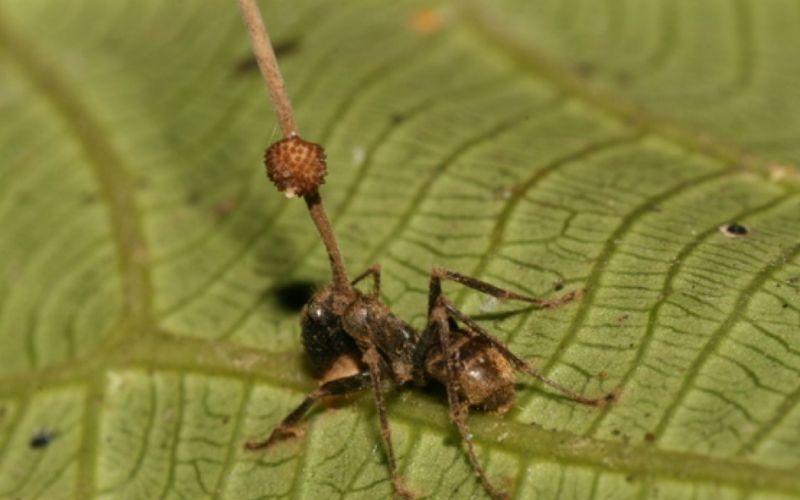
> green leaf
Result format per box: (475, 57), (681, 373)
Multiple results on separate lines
(1, 0), (799, 498)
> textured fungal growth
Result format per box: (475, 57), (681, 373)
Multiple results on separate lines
(265, 136), (327, 197)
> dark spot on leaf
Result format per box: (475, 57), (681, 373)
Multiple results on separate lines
(389, 112), (407, 124)
(234, 56), (258, 74)
(644, 432), (656, 443)
(611, 429), (621, 436)
(720, 222), (748, 237)
(783, 302), (790, 309)
(274, 281), (316, 311)
(186, 191), (202, 205)
(616, 70), (634, 86)
(626, 474), (636, 483)
(553, 280), (564, 292)
(575, 61), (596, 77)
(213, 199), (237, 219)
(273, 37), (302, 57)
(29, 429), (56, 449)
(81, 193), (98, 204)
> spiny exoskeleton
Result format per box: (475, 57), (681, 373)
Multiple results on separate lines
(236, 1), (614, 498)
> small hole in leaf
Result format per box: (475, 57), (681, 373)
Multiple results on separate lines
(720, 222), (748, 237)
(274, 281), (316, 311)
(29, 429), (56, 450)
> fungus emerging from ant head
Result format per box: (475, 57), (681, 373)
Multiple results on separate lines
(236, 1), (614, 498)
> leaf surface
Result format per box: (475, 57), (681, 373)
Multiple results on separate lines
(0, 1), (799, 498)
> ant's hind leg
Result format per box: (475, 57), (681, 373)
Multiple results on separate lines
(428, 273), (606, 406)
(430, 310), (508, 500)
(351, 264), (381, 298)
(245, 372), (371, 451)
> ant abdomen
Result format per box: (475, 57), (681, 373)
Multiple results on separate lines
(300, 287), (361, 378)
(426, 336), (516, 413)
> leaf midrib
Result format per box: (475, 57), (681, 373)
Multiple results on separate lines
(3, 334), (800, 494)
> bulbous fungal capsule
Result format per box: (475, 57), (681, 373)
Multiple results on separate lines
(264, 135), (327, 198)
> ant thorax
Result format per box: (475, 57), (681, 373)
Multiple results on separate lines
(342, 295), (417, 385)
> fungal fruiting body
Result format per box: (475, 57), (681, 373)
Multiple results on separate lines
(265, 135), (327, 198)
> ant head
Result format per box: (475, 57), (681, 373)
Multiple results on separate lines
(300, 286), (357, 376)
(303, 286), (336, 324)
(265, 136), (327, 198)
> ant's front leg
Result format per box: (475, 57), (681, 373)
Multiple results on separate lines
(359, 342), (414, 499)
(245, 372), (371, 450)
(351, 264), (381, 298)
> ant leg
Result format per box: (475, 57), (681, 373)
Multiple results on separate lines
(443, 300), (611, 407)
(351, 264), (381, 298)
(411, 323), (435, 386)
(430, 306), (507, 500)
(415, 269), (452, 383)
(245, 372), (371, 450)
(431, 268), (582, 310)
(361, 345), (413, 499)
(432, 267), (544, 305)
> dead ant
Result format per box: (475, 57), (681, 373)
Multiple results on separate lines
(236, 1), (613, 498)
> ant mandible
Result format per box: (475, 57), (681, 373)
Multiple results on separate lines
(236, 1), (614, 498)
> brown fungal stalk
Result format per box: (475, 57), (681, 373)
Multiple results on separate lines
(237, 0), (351, 293)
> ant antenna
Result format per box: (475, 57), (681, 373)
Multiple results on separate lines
(237, 0), (351, 293)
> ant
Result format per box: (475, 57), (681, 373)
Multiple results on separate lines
(236, 1), (614, 498)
